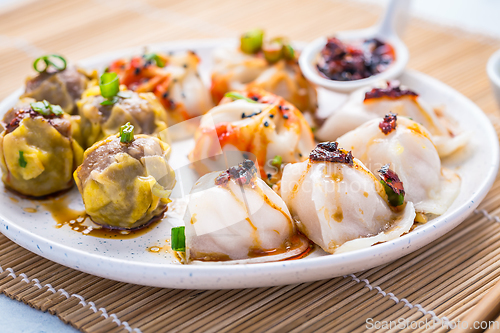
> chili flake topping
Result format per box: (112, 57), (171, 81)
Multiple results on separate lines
(364, 81), (418, 101)
(215, 159), (258, 186)
(379, 113), (398, 135)
(309, 142), (353, 166)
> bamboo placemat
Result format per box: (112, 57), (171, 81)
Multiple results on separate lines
(1, 0), (500, 332)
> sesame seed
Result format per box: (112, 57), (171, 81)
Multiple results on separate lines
(163, 92), (169, 99)
(283, 114), (289, 119)
(241, 112), (245, 118)
(269, 114), (274, 118)
(134, 68), (141, 75)
(267, 173), (272, 179)
(183, 64), (188, 68)
(264, 121), (269, 127)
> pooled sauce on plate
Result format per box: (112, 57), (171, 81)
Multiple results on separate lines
(317, 37), (395, 81)
(40, 195), (163, 239)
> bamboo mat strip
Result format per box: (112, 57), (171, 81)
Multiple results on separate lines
(0, 0), (500, 332)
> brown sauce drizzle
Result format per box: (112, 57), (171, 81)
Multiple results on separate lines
(41, 195), (163, 239)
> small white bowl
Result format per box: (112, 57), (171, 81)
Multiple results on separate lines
(487, 49), (500, 108)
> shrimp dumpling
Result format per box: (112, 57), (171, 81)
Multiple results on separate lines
(190, 88), (315, 185)
(281, 142), (416, 254)
(316, 81), (468, 157)
(337, 114), (460, 217)
(184, 160), (309, 263)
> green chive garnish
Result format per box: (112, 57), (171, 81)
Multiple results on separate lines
(33, 54), (67, 73)
(240, 28), (264, 54)
(99, 72), (120, 103)
(144, 53), (165, 67)
(30, 100), (63, 116)
(271, 155), (282, 168)
(18, 151), (27, 168)
(283, 44), (295, 60)
(119, 122), (134, 143)
(171, 226), (186, 252)
(224, 92), (257, 103)
(380, 180), (404, 207)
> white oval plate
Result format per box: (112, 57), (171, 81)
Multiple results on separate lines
(0, 39), (498, 289)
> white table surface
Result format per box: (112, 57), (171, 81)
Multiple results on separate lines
(0, 0), (499, 332)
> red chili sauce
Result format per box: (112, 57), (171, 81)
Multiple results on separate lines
(317, 37), (395, 81)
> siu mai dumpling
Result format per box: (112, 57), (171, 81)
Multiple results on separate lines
(337, 114), (460, 217)
(74, 124), (175, 230)
(281, 142), (416, 254)
(316, 81), (468, 157)
(190, 88), (315, 185)
(210, 29), (317, 113)
(184, 160), (309, 263)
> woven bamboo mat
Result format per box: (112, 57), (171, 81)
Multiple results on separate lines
(1, 0), (500, 332)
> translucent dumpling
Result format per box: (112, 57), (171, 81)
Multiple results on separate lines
(190, 88), (315, 185)
(210, 31), (317, 113)
(281, 142), (416, 254)
(74, 126), (175, 230)
(337, 114), (460, 217)
(108, 51), (212, 127)
(184, 160), (309, 263)
(316, 81), (468, 157)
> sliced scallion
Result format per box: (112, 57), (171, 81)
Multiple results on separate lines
(18, 151), (27, 168)
(119, 122), (134, 143)
(30, 100), (63, 116)
(33, 54), (67, 73)
(240, 29), (264, 54)
(271, 155), (282, 168)
(224, 92), (257, 103)
(380, 180), (404, 207)
(171, 226), (186, 252)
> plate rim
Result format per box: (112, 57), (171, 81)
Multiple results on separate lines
(0, 39), (498, 289)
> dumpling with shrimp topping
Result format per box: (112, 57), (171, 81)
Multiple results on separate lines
(74, 123), (176, 230)
(76, 72), (169, 148)
(337, 114), (460, 218)
(0, 99), (83, 197)
(281, 142), (416, 254)
(211, 29), (317, 114)
(316, 81), (469, 157)
(182, 159), (310, 263)
(190, 88), (315, 185)
(108, 51), (212, 127)
(22, 54), (97, 115)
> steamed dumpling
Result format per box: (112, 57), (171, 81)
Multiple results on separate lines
(337, 114), (460, 217)
(76, 86), (168, 148)
(109, 51), (212, 127)
(0, 98), (83, 197)
(210, 37), (317, 113)
(74, 129), (175, 229)
(316, 81), (468, 157)
(185, 160), (309, 263)
(281, 142), (416, 254)
(22, 65), (96, 115)
(190, 88), (315, 185)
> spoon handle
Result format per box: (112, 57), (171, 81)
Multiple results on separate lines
(377, 0), (412, 39)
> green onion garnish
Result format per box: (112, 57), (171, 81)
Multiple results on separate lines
(99, 72), (120, 104)
(171, 226), (186, 252)
(224, 92), (257, 103)
(271, 155), (282, 168)
(33, 54), (67, 73)
(240, 28), (264, 54)
(30, 100), (64, 116)
(144, 53), (165, 67)
(283, 44), (295, 60)
(18, 151), (27, 168)
(119, 122), (134, 143)
(380, 180), (404, 207)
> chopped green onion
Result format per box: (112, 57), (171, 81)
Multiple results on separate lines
(271, 155), (282, 168)
(283, 44), (295, 60)
(144, 53), (165, 67)
(240, 28), (264, 54)
(119, 122), (134, 143)
(18, 151), (27, 168)
(380, 180), (404, 207)
(33, 54), (67, 73)
(171, 226), (186, 252)
(30, 100), (63, 116)
(224, 92), (257, 103)
(263, 41), (283, 63)
(99, 72), (120, 99)
(100, 96), (119, 106)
